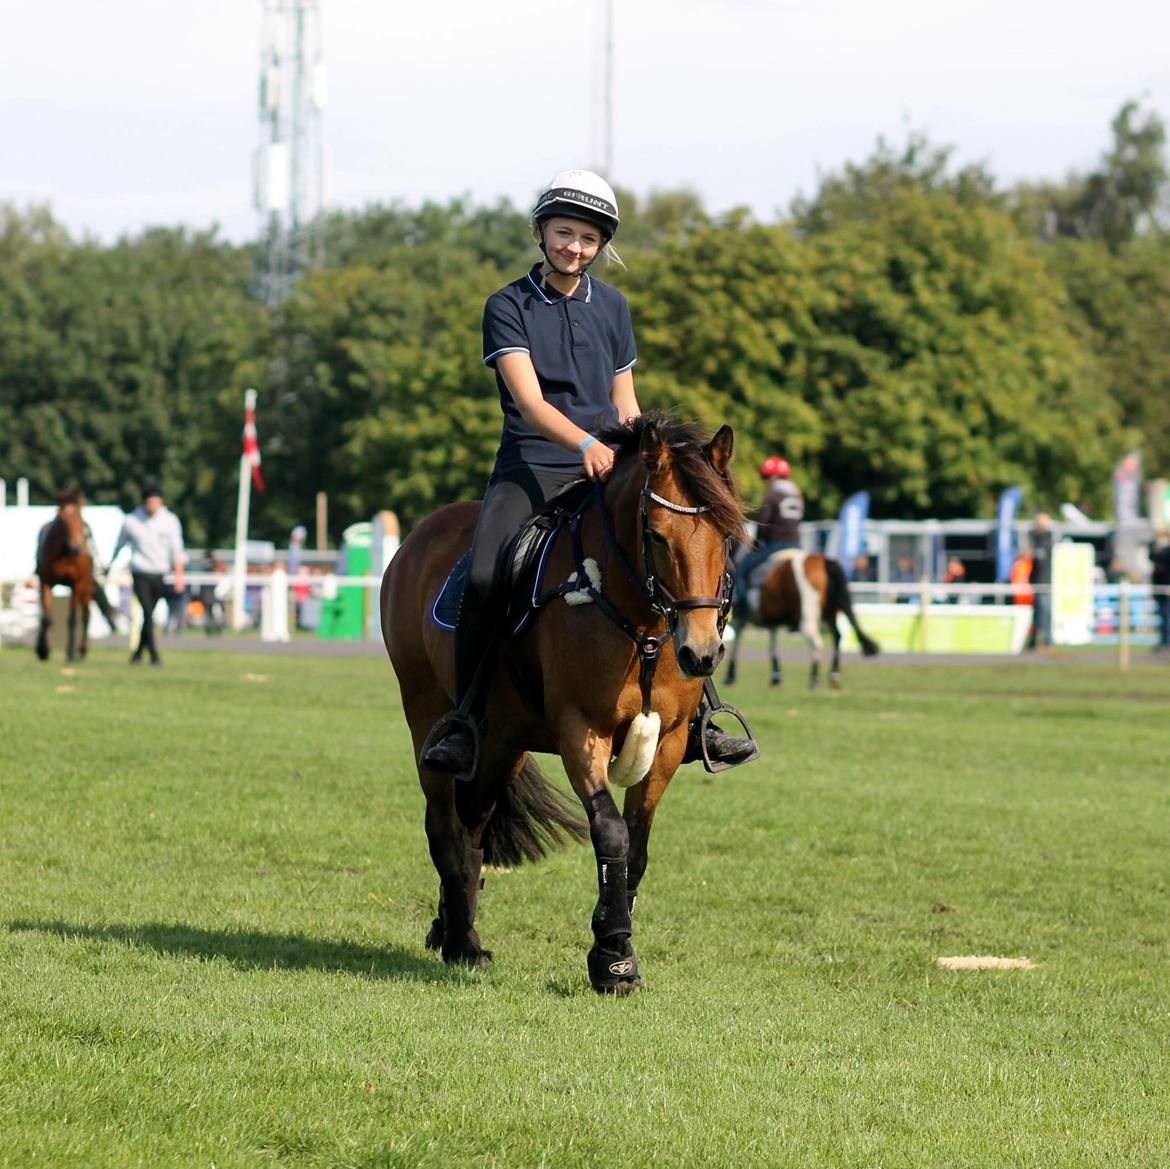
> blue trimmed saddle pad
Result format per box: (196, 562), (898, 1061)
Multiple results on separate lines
(429, 514), (563, 635)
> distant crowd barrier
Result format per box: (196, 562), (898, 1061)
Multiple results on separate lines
(2, 572), (1166, 665)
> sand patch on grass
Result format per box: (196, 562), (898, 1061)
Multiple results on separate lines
(937, 955), (1035, 970)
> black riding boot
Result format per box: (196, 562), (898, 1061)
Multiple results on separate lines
(419, 594), (495, 778)
(683, 684), (759, 769)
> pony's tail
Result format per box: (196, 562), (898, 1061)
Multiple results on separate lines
(826, 558), (880, 657)
(481, 755), (589, 868)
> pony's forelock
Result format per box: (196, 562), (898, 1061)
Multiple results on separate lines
(599, 411), (746, 541)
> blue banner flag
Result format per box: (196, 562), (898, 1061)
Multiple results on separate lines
(837, 491), (870, 579)
(995, 485), (1022, 582)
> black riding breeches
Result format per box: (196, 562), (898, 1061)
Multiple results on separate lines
(132, 571), (167, 660)
(455, 464), (581, 710)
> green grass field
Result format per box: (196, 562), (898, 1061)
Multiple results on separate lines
(2, 639), (1168, 1168)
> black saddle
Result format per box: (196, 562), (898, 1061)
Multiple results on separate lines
(429, 479), (593, 637)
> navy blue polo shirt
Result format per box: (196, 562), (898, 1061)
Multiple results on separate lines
(483, 264), (637, 472)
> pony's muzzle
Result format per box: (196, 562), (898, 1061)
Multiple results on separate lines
(676, 640), (725, 678)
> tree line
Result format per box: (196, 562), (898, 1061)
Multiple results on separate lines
(2, 101), (1168, 548)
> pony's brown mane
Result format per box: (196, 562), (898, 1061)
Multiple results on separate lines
(598, 411), (747, 541)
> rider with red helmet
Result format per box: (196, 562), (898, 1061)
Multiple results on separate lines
(732, 455), (805, 622)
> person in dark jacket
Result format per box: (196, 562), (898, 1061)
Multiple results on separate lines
(1026, 512), (1054, 649)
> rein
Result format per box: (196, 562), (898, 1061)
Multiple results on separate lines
(544, 477), (732, 716)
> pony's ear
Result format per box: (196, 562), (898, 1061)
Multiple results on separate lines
(705, 425), (734, 476)
(640, 419), (669, 473)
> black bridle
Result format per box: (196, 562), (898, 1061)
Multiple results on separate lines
(550, 479), (733, 715)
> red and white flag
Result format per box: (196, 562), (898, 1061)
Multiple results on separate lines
(243, 388), (265, 491)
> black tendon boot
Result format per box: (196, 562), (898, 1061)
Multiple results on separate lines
(587, 856), (640, 994)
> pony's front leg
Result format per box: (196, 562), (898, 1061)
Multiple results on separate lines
(769, 627), (783, 687)
(36, 582), (51, 661)
(66, 600), (82, 661)
(623, 726), (687, 918)
(560, 716), (638, 994)
(803, 620), (824, 688)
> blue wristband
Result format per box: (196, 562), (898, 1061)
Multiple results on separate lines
(578, 435), (597, 452)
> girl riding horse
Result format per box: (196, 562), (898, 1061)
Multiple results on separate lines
(419, 170), (754, 777)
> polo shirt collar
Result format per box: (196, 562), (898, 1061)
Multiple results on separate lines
(526, 264), (592, 305)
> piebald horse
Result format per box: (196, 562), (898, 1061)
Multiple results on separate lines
(381, 413), (745, 993)
(725, 550), (879, 688)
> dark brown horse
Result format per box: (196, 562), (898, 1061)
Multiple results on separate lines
(724, 550), (879, 689)
(381, 413), (745, 993)
(36, 489), (103, 662)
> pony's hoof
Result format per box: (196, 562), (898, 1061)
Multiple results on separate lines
(588, 943), (641, 994)
(770, 675), (783, 687)
(424, 916), (443, 951)
(443, 944), (492, 970)
(722, 673), (736, 687)
(35, 646), (49, 662)
(829, 673), (842, 690)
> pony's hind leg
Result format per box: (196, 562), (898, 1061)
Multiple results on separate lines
(827, 610), (843, 689)
(408, 691), (494, 968)
(769, 627), (783, 686)
(723, 622), (740, 685)
(421, 779), (491, 968)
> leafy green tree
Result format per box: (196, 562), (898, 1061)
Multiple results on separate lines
(0, 209), (264, 544)
(1012, 100), (1167, 252)
(626, 176), (1127, 518)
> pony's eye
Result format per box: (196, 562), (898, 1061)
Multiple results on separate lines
(647, 529), (668, 546)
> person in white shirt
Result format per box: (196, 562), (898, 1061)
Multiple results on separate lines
(110, 481), (186, 666)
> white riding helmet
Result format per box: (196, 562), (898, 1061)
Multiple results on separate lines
(532, 170), (620, 239)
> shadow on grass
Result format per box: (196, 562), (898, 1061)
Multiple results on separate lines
(6, 918), (471, 983)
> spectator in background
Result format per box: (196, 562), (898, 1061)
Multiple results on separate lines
(110, 481), (186, 666)
(1026, 512), (1054, 649)
(1150, 526), (1170, 653)
(197, 553), (226, 635)
(292, 566), (312, 631)
(942, 556), (967, 603)
(851, 553), (877, 583)
(164, 578), (189, 634)
(1010, 552), (1034, 607)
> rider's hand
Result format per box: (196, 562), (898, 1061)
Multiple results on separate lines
(582, 441), (615, 481)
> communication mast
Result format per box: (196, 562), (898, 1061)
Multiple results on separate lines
(591, 0), (614, 178)
(253, 0), (327, 306)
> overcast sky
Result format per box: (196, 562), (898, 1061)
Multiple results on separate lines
(4, 0), (1169, 244)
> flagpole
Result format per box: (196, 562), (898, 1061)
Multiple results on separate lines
(231, 389), (258, 631)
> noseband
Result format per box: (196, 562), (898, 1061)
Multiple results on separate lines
(637, 487), (732, 624)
